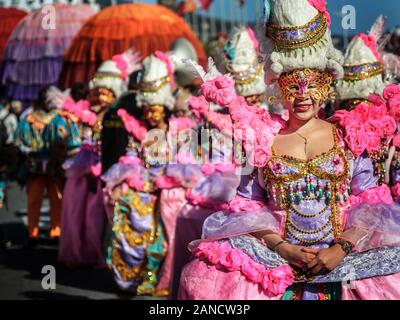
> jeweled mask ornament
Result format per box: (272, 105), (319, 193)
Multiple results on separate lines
(278, 68), (333, 103)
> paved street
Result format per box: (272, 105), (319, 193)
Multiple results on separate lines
(0, 182), (156, 300)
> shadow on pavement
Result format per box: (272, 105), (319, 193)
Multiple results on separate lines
(22, 291), (91, 300)
(0, 242), (120, 297)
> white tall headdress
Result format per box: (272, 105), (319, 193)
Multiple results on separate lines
(264, 0), (344, 83)
(336, 16), (388, 101)
(89, 49), (141, 99)
(136, 51), (176, 110)
(224, 27), (266, 97)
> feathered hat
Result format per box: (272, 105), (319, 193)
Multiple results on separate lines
(264, 0), (344, 83)
(223, 27), (266, 98)
(336, 16), (393, 101)
(89, 49), (141, 99)
(136, 51), (176, 110)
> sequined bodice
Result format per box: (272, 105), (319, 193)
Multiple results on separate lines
(264, 126), (351, 247)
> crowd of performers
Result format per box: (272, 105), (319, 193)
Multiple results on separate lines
(2, 0), (400, 300)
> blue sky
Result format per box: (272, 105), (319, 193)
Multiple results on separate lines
(138, 0), (400, 35)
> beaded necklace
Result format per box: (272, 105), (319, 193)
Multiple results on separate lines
(264, 126), (351, 242)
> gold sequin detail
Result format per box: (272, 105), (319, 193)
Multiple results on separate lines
(265, 126), (348, 240)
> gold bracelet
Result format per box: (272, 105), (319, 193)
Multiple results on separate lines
(273, 240), (290, 252)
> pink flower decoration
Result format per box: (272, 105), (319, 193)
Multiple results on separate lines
(205, 110), (233, 133)
(393, 133), (400, 148)
(380, 115), (396, 138)
(154, 50), (175, 87)
(90, 163), (102, 177)
(241, 258), (265, 284)
(365, 120), (383, 139)
(343, 119), (368, 157)
(383, 84), (400, 100)
(188, 95), (209, 119)
(249, 146), (271, 168)
(112, 54), (129, 80)
(117, 109), (148, 141)
(201, 76), (236, 106)
(80, 109), (97, 126)
(264, 265), (295, 295)
(219, 248), (243, 272)
(193, 241), (294, 295)
(228, 195), (266, 213)
(369, 93), (387, 110)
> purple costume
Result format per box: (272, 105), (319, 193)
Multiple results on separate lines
(179, 127), (400, 300)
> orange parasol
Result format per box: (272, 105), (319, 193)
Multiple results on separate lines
(60, 3), (206, 88)
(0, 8), (27, 64)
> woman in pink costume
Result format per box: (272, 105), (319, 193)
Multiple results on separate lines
(178, 0), (400, 300)
(59, 50), (141, 268)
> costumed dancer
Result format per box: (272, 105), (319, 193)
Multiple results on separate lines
(334, 16), (399, 186)
(178, 0), (400, 300)
(59, 51), (139, 268)
(166, 28), (274, 298)
(102, 52), (177, 295)
(45, 86), (82, 191)
(15, 88), (63, 245)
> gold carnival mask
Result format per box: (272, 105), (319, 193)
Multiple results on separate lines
(143, 104), (166, 126)
(88, 87), (116, 112)
(278, 68), (333, 103)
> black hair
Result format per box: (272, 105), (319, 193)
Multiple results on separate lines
(128, 70), (143, 91)
(33, 86), (50, 110)
(70, 82), (89, 102)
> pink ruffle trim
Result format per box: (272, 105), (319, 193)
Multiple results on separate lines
(193, 241), (294, 296)
(117, 109), (148, 141)
(228, 194), (266, 213)
(349, 185), (394, 206)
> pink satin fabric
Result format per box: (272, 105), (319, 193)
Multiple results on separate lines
(156, 188), (188, 292)
(171, 204), (215, 299)
(179, 258), (400, 300)
(342, 273), (400, 300)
